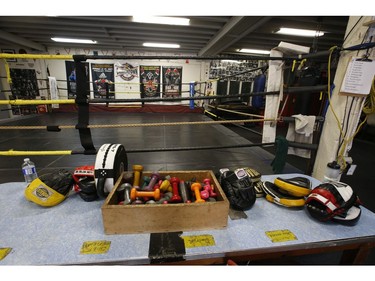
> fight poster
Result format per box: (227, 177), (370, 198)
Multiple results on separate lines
(114, 62), (140, 104)
(91, 63), (115, 99)
(140, 65), (160, 99)
(162, 66), (182, 98)
(65, 61), (89, 99)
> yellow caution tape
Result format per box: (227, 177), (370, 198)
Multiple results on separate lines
(265, 229), (298, 243)
(182, 234), (215, 248)
(80, 240), (111, 255)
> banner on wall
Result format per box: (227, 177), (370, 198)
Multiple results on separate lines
(65, 61), (89, 99)
(114, 62), (140, 104)
(115, 62), (138, 82)
(140, 65), (160, 99)
(91, 63), (115, 99)
(162, 66), (182, 98)
(10, 69), (39, 99)
(48, 77), (59, 109)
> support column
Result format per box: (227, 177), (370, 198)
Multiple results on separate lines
(262, 49), (283, 144)
(313, 16), (374, 180)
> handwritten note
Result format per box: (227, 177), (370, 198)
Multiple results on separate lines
(340, 58), (375, 96)
(265, 229), (298, 243)
(182, 235), (215, 248)
(80, 240), (111, 255)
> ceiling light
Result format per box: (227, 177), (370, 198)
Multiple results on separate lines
(132, 16), (190, 26)
(221, 60), (243, 64)
(276, 28), (325, 37)
(238, 49), (270, 55)
(51, 37), (97, 44)
(143, 42), (180, 48)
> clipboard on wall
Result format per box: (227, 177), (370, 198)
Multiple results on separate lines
(339, 57), (375, 97)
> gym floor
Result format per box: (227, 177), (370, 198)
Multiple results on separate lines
(0, 110), (374, 265)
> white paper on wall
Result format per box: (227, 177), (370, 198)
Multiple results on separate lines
(48, 76), (59, 108)
(114, 61), (140, 105)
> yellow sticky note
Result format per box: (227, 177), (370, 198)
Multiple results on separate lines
(182, 235), (215, 248)
(265, 229), (297, 243)
(80, 240), (111, 255)
(0, 248), (12, 261)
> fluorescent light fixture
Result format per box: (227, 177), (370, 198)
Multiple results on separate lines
(51, 37), (97, 44)
(143, 42), (180, 48)
(238, 48), (270, 55)
(276, 28), (325, 37)
(132, 16), (190, 26)
(221, 60), (243, 64)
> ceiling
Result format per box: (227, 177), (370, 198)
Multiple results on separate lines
(0, 16), (349, 56)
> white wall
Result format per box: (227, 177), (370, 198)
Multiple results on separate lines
(45, 48), (209, 106)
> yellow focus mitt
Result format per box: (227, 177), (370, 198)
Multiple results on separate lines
(24, 169), (74, 207)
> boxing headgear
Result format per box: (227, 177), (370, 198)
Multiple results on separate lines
(305, 181), (361, 225)
(73, 165), (98, 202)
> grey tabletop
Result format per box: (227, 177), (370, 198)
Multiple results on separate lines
(1, 174), (375, 265)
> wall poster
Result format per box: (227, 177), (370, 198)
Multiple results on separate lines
(140, 65), (160, 99)
(10, 69), (39, 99)
(9, 68), (39, 115)
(91, 63), (115, 99)
(162, 66), (182, 98)
(65, 61), (89, 99)
(114, 62), (140, 104)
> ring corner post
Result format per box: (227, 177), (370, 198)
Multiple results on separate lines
(189, 81), (195, 109)
(74, 56), (96, 154)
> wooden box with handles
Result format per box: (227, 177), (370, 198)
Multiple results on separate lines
(101, 170), (229, 234)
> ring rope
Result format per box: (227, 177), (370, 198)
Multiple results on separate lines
(0, 99), (76, 105)
(2, 59), (12, 84)
(0, 54), (73, 60)
(0, 118), (278, 130)
(0, 85), (328, 106)
(0, 150), (73, 156)
(0, 140), (316, 156)
(207, 104), (265, 118)
(0, 142), (276, 156)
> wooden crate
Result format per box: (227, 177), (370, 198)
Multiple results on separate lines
(101, 170), (229, 234)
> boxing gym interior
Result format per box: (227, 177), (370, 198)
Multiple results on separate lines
(0, 13), (375, 271)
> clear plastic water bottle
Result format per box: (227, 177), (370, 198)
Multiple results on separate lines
(22, 158), (38, 183)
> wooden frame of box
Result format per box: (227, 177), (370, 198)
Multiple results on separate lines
(101, 170), (229, 234)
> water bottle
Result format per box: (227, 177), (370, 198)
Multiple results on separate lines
(22, 158), (38, 183)
(323, 161), (341, 182)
